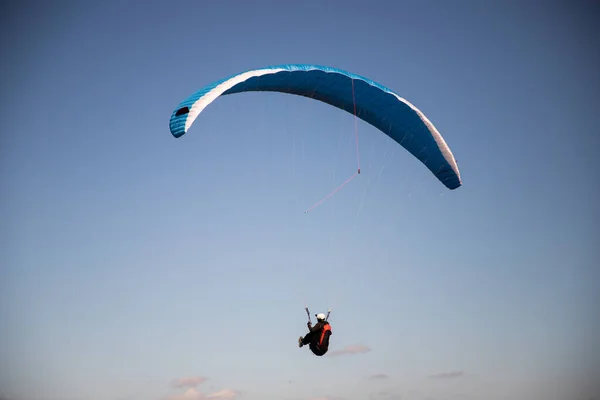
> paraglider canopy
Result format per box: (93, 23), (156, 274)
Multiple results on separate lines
(169, 64), (461, 190)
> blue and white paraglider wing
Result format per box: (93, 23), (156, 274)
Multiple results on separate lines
(169, 64), (461, 190)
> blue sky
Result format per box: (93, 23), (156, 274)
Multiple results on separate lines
(1, 1), (598, 400)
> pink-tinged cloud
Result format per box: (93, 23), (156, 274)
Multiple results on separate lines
(428, 371), (465, 379)
(329, 344), (371, 356)
(168, 388), (204, 400)
(166, 382), (241, 400)
(172, 377), (208, 388)
(167, 386), (240, 400)
(206, 389), (240, 400)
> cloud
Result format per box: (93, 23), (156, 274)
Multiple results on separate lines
(368, 374), (389, 380)
(167, 377), (240, 400)
(168, 388), (204, 400)
(167, 388), (241, 400)
(206, 389), (240, 400)
(428, 371), (465, 379)
(329, 344), (371, 356)
(172, 377), (209, 388)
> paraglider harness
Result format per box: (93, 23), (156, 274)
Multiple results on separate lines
(305, 307), (332, 352)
